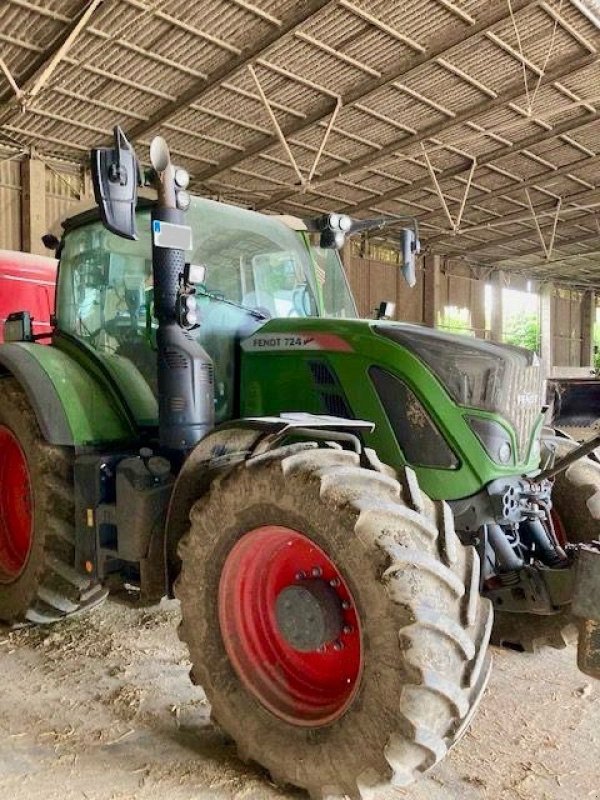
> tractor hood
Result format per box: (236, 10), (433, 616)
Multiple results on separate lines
(374, 322), (545, 462)
(240, 317), (545, 501)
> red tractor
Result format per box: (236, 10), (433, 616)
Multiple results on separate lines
(0, 250), (56, 343)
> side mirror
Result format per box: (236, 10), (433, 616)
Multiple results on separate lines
(4, 311), (34, 343)
(401, 228), (420, 288)
(91, 126), (141, 240)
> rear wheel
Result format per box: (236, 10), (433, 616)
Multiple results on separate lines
(0, 377), (107, 624)
(175, 446), (492, 798)
(492, 435), (600, 652)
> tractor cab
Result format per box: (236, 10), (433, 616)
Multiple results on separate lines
(55, 197), (357, 423)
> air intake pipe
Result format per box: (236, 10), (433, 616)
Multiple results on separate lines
(149, 137), (214, 454)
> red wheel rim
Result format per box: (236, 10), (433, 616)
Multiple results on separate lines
(0, 425), (32, 581)
(218, 526), (363, 727)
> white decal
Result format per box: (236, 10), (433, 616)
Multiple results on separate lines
(242, 334), (318, 352)
(517, 392), (539, 407)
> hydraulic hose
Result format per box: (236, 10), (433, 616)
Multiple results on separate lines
(487, 524), (524, 572)
(520, 519), (567, 568)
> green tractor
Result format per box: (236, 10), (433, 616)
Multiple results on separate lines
(0, 128), (599, 799)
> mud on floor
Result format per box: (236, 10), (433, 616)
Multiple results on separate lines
(0, 598), (598, 800)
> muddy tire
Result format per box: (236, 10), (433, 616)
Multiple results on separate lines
(493, 435), (600, 652)
(175, 446), (492, 798)
(0, 377), (107, 624)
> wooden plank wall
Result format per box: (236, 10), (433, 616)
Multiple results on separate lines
(0, 156), (22, 251)
(45, 167), (84, 237)
(553, 286), (584, 367)
(343, 253), (425, 322)
(0, 158), (84, 253)
(343, 253), (486, 336)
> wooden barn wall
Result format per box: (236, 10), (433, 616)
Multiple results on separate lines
(0, 157), (22, 251)
(438, 266), (487, 338)
(342, 253), (486, 337)
(0, 159), (84, 253)
(45, 167), (84, 236)
(553, 286), (584, 367)
(343, 253), (424, 323)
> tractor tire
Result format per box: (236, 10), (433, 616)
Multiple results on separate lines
(492, 435), (600, 653)
(0, 377), (107, 624)
(175, 446), (493, 799)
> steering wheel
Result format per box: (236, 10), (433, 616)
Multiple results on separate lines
(289, 285), (312, 317)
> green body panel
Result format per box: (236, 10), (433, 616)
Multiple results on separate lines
(12, 340), (136, 445)
(240, 318), (542, 501)
(54, 335), (158, 429)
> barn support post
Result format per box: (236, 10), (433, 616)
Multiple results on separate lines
(21, 155), (46, 255)
(423, 254), (441, 328)
(489, 270), (504, 344)
(580, 290), (596, 368)
(540, 281), (555, 373)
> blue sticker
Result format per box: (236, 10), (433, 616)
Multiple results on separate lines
(153, 220), (161, 233)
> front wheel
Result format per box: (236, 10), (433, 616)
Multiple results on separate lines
(175, 446), (492, 798)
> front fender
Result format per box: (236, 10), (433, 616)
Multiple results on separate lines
(0, 342), (135, 446)
(164, 425), (265, 592)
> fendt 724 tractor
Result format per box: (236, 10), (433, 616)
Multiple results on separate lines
(1, 128), (599, 799)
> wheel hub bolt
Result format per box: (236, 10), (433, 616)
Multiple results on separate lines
(329, 578), (340, 587)
(342, 600), (351, 610)
(311, 566), (323, 577)
(333, 640), (344, 651)
(295, 571), (306, 581)
(343, 625), (353, 635)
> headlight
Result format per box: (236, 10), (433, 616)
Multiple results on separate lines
(466, 416), (514, 466)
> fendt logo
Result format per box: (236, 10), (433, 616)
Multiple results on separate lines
(241, 333), (353, 353)
(516, 392), (539, 407)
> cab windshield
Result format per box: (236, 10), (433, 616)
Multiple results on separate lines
(56, 196), (357, 422)
(57, 196), (356, 337)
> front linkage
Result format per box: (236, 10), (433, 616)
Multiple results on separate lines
(452, 432), (600, 677)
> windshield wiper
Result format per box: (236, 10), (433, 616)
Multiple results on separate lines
(195, 287), (269, 320)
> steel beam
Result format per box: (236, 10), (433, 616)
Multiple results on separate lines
(196, 0), (537, 184)
(415, 152), (600, 228)
(484, 229), (600, 262)
(256, 50), (597, 209)
(437, 212), (600, 256)
(427, 187), (600, 243)
(347, 110), (600, 214)
(126, 0), (334, 142)
(0, 0), (103, 124)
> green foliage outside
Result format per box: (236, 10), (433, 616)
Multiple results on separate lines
(503, 312), (540, 353)
(437, 307), (473, 336)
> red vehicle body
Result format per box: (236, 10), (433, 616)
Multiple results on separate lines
(0, 250), (57, 343)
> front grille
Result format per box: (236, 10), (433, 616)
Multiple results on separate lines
(308, 360), (353, 419)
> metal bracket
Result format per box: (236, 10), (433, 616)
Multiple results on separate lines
(421, 142), (476, 233)
(233, 412), (374, 458)
(572, 543), (600, 621)
(506, 0), (563, 117)
(525, 189), (562, 260)
(248, 64), (342, 190)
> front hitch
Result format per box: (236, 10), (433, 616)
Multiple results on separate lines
(571, 543), (600, 679)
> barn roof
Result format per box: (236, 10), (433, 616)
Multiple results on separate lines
(1, 0), (599, 284)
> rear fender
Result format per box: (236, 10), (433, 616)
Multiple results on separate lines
(0, 342), (135, 446)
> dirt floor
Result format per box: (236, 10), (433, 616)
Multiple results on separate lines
(0, 597), (598, 800)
